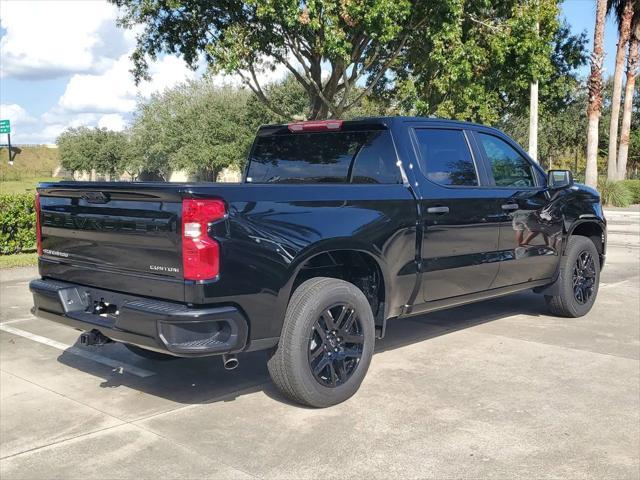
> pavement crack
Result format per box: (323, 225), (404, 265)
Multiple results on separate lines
(0, 368), (126, 423)
(0, 422), (123, 461)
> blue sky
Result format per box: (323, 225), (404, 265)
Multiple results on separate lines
(563, 0), (620, 76)
(0, 1), (623, 144)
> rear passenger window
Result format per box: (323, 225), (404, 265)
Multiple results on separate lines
(413, 129), (478, 186)
(477, 133), (535, 187)
(351, 130), (402, 184)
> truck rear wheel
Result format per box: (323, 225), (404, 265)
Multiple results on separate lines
(545, 236), (600, 318)
(268, 277), (375, 408)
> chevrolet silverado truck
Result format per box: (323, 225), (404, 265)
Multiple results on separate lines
(30, 117), (606, 407)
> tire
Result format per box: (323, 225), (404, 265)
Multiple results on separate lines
(124, 343), (177, 361)
(268, 277), (375, 408)
(545, 236), (600, 318)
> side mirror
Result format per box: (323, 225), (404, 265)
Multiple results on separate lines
(548, 169), (573, 189)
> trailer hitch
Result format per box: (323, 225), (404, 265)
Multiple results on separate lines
(79, 329), (113, 346)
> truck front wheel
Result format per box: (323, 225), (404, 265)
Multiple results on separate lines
(545, 235), (601, 317)
(267, 277), (375, 408)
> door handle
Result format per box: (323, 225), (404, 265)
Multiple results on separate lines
(501, 203), (519, 211)
(427, 206), (449, 214)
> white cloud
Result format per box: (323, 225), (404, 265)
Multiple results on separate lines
(0, 103), (38, 140)
(27, 53), (198, 143)
(0, 0), (129, 79)
(0, 103), (36, 125)
(139, 56), (201, 96)
(58, 54), (138, 113)
(1, 0), (291, 144)
(11, 112), (105, 144)
(98, 114), (126, 131)
(57, 53), (199, 114)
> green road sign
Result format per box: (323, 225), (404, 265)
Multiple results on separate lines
(0, 119), (10, 134)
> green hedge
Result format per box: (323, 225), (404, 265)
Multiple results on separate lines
(620, 179), (640, 204)
(0, 193), (37, 255)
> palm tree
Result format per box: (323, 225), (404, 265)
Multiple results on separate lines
(606, 0), (636, 180)
(586, 0), (608, 188)
(617, 24), (640, 179)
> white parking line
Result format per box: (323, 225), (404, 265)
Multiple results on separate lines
(0, 317), (34, 325)
(0, 324), (155, 378)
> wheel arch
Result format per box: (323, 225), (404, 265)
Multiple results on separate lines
(281, 242), (391, 333)
(567, 219), (606, 265)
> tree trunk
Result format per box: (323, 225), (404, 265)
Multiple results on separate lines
(617, 34), (639, 180)
(607, 0), (634, 180)
(585, 0), (608, 189)
(309, 95), (330, 120)
(528, 80), (539, 162)
(528, 19), (540, 164)
(585, 115), (600, 186)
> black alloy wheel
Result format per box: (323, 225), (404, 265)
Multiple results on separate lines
(267, 277), (375, 407)
(545, 235), (600, 318)
(308, 303), (364, 387)
(573, 251), (596, 305)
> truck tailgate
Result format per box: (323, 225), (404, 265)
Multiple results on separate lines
(37, 183), (185, 302)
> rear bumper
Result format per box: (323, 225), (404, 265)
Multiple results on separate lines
(30, 278), (248, 357)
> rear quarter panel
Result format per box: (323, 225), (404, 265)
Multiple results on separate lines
(184, 183), (418, 342)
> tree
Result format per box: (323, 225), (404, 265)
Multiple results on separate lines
(132, 80), (255, 180)
(617, 26), (640, 179)
(245, 73), (393, 126)
(177, 85), (254, 179)
(385, 1), (584, 127)
(585, 0), (608, 188)
(606, 0), (636, 180)
(94, 130), (128, 179)
(118, 130), (146, 180)
(57, 127), (95, 178)
(502, 85), (587, 171)
(110, 0), (426, 120)
(57, 127), (136, 179)
(245, 75), (311, 126)
(529, 1), (543, 163)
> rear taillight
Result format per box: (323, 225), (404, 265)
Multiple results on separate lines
(35, 193), (42, 256)
(288, 120), (343, 132)
(182, 199), (226, 281)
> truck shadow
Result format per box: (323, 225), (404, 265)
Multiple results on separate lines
(56, 290), (548, 407)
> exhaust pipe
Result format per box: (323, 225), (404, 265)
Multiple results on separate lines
(222, 354), (239, 370)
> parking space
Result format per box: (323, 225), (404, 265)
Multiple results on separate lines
(1, 208), (638, 479)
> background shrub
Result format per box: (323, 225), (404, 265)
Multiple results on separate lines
(0, 193), (37, 255)
(597, 179), (632, 208)
(620, 179), (640, 204)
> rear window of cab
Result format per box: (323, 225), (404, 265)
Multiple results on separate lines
(246, 130), (401, 184)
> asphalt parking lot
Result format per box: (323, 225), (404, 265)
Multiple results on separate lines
(1, 208), (638, 479)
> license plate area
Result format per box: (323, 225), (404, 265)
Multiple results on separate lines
(58, 287), (119, 320)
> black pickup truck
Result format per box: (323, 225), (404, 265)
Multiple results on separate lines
(31, 117), (606, 407)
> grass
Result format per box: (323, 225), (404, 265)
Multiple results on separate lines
(597, 178), (633, 207)
(0, 252), (38, 269)
(0, 146), (60, 181)
(0, 177), (58, 194)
